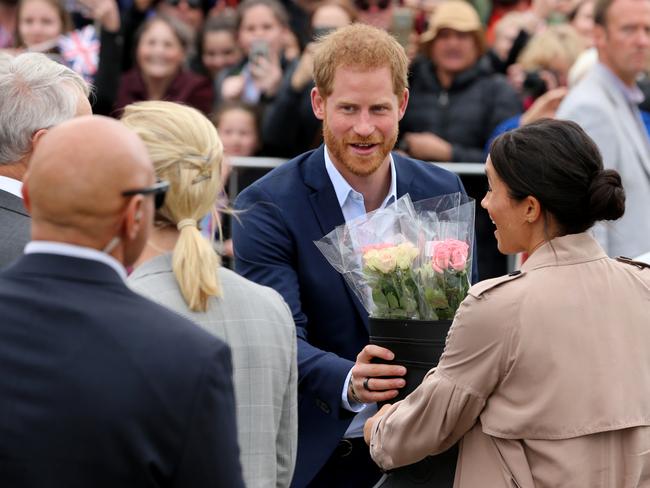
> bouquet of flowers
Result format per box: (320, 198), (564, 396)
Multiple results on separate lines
(315, 192), (474, 321)
(315, 192), (474, 485)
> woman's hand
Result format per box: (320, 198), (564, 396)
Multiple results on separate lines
(402, 132), (452, 161)
(221, 75), (246, 101)
(364, 403), (393, 445)
(520, 87), (568, 125)
(290, 43), (315, 91)
(249, 53), (283, 98)
(78, 0), (121, 32)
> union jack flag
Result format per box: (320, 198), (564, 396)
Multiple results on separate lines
(59, 25), (100, 83)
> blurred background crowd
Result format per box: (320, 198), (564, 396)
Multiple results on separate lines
(2, 0), (648, 279)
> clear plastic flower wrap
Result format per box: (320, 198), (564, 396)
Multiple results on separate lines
(413, 193), (475, 320)
(315, 192), (475, 320)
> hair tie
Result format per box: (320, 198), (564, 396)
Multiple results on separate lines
(177, 219), (197, 231)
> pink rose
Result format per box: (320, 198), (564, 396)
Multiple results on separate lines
(430, 240), (469, 273)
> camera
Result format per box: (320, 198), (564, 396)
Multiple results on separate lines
(522, 71), (548, 100)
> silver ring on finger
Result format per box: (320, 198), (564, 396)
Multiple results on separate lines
(363, 377), (372, 392)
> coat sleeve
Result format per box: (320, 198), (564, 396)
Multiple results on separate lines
(91, 28), (123, 116)
(370, 292), (517, 469)
(173, 341), (245, 488)
(233, 183), (355, 419)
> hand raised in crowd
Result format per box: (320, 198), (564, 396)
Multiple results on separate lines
(520, 86), (568, 125)
(249, 52), (283, 98)
(348, 345), (406, 404)
(290, 42), (316, 92)
(402, 131), (453, 162)
(78, 0), (121, 32)
(222, 74), (246, 101)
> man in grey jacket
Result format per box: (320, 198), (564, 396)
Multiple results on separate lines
(0, 52), (90, 268)
(557, 0), (650, 258)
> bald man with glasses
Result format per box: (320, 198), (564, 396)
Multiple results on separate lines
(0, 115), (244, 488)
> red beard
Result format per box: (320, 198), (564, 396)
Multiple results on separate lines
(322, 118), (397, 177)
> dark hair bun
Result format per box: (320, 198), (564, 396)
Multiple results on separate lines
(588, 169), (625, 222)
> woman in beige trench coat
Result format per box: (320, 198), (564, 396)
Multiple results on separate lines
(365, 119), (650, 487)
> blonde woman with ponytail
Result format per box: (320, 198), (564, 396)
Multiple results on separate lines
(122, 101), (298, 488)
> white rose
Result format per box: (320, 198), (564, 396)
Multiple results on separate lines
(395, 242), (418, 269)
(374, 248), (397, 273)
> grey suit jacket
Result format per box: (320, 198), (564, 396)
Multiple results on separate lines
(0, 189), (30, 269)
(557, 63), (650, 258)
(129, 255), (297, 488)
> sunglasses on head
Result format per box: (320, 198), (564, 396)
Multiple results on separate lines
(354, 0), (391, 11)
(122, 180), (170, 210)
(164, 0), (202, 9)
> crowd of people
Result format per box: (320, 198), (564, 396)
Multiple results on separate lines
(1, 0), (650, 486)
(4, 0), (650, 278)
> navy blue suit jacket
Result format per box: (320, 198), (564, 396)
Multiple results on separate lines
(233, 147), (475, 487)
(0, 253), (244, 488)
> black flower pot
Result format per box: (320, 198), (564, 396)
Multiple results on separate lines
(369, 317), (452, 405)
(369, 317), (457, 488)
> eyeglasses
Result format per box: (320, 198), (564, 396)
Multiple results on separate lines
(122, 180), (170, 210)
(354, 0), (391, 11)
(164, 0), (202, 9)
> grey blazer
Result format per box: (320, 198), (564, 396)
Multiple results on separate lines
(0, 189), (30, 269)
(129, 255), (297, 488)
(557, 63), (650, 258)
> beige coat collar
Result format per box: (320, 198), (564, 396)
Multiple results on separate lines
(522, 233), (607, 271)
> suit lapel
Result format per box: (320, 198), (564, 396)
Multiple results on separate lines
(303, 147), (346, 235)
(394, 152), (417, 199)
(302, 147), (370, 328)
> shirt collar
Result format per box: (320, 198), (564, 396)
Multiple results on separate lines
(324, 145), (397, 210)
(597, 62), (645, 105)
(24, 241), (128, 281)
(0, 175), (23, 199)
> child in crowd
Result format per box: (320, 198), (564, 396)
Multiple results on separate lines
(209, 101), (262, 260)
(219, 0), (291, 106)
(12, 0), (120, 83)
(215, 100), (261, 160)
(14, 0), (71, 55)
(196, 14), (243, 92)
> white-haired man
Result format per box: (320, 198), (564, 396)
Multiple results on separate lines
(0, 52), (91, 268)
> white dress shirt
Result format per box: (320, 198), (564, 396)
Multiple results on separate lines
(0, 175), (23, 199)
